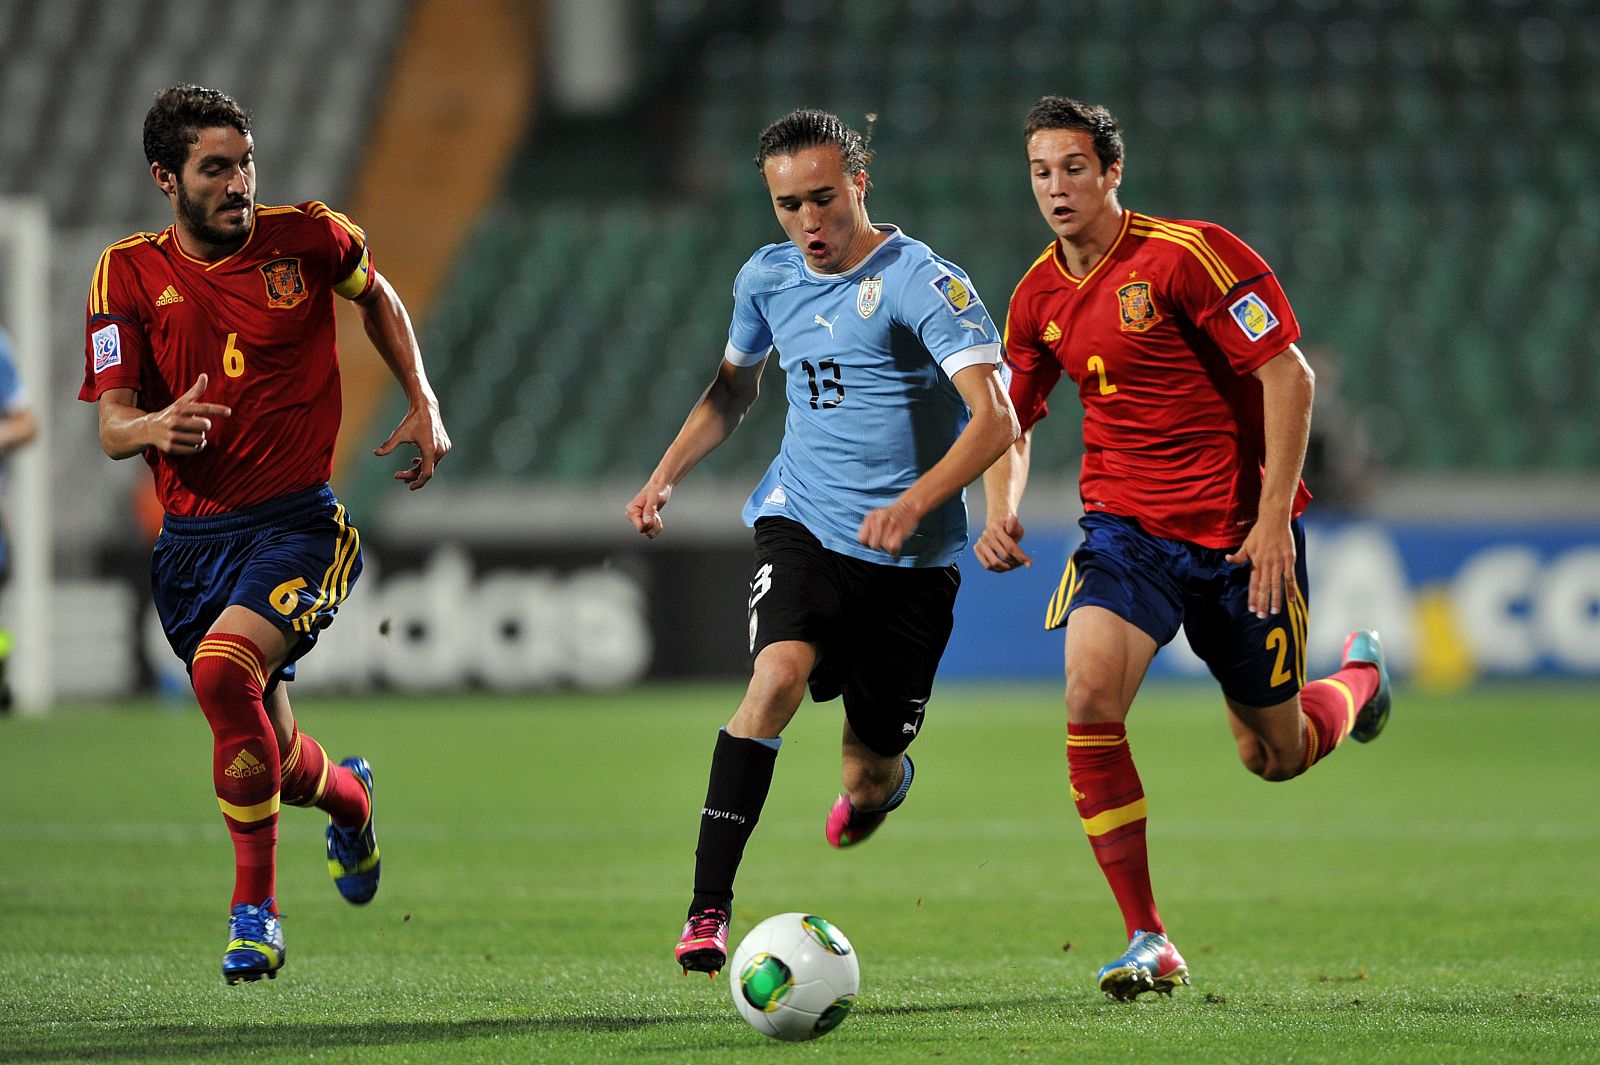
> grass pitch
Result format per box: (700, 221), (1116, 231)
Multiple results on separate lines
(2, 681), (1597, 1063)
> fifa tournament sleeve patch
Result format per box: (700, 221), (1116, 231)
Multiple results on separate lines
(1227, 292), (1280, 343)
(929, 272), (982, 316)
(91, 323), (122, 373)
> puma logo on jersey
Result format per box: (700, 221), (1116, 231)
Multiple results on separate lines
(958, 315), (992, 333)
(155, 285), (184, 306)
(813, 314), (838, 339)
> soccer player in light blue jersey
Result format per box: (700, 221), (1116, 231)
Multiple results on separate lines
(625, 109), (1019, 975)
(0, 326), (39, 713)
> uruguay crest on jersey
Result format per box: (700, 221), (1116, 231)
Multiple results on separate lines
(857, 275), (882, 318)
(261, 257), (307, 309)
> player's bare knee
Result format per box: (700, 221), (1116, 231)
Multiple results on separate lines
(1236, 743), (1270, 778)
(1064, 674), (1125, 724)
(1248, 749), (1302, 783)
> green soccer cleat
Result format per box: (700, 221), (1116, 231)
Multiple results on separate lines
(222, 898), (284, 984)
(1096, 930), (1189, 1002)
(326, 757), (381, 904)
(1342, 630), (1392, 743)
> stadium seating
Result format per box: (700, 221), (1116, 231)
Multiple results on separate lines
(12, 0), (1593, 499)
(0, 0), (413, 552)
(412, 0), (1598, 486)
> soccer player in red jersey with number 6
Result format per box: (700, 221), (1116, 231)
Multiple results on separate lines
(78, 85), (450, 984)
(976, 97), (1393, 1000)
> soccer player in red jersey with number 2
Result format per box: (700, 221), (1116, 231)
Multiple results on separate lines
(977, 97), (1393, 1000)
(79, 86), (450, 984)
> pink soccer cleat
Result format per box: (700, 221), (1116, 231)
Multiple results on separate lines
(825, 794), (887, 848)
(675, 907), (730, 977)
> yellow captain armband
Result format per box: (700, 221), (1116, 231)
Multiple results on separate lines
(334, 245), (374, 300)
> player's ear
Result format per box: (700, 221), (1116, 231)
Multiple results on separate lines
(1106, 158), (1123, 191)
(151, 162), (177, 197)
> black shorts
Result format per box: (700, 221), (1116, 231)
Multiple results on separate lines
(747, 516), (960, 757)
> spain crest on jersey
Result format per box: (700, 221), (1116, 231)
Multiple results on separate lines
(260, 257), (307, 309)
(1116, 280), (1161, 333)
(857, 275), (883, 319)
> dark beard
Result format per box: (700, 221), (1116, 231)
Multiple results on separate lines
(176, 183), (250, 252)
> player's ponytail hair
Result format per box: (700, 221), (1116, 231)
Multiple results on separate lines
(755, 109), (874, 196)
(144, 84), (252, 175)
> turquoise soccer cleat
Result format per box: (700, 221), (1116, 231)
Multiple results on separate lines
(1342, 630), (1392, 744)
(1096, 930), (1189, 1001)
(326, 757), (381, 904)
(222, 898), (284, 984)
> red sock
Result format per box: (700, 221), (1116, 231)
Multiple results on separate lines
(1066, 723), (1162, 939)
(192, 635), (278, 908)
(1298, 663), (1381, 772)
(281, 726), (370, 827)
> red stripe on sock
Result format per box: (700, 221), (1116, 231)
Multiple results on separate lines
(1066, 723), (1163, 939)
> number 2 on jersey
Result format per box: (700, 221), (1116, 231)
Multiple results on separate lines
(222, 332), (247, 378)
(1086, 355), (1117, 395)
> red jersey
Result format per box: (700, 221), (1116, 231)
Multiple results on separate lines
(1003, 210), (1310, 549)
(80, 201), (376, 516)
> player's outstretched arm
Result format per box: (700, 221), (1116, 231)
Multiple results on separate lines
(96, 376), (232, 460)
(858, 363), (1019, 556)
(975, 427), (1034, 572)
(1226, 344), (1314, 618)
(0, 405), (37, 454)
(626, 358), (765, 539)
(355, 270), (450, 490)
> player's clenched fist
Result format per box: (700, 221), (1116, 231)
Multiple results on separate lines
(975, 513), (1032, 572)
(626, 482), (673, 538)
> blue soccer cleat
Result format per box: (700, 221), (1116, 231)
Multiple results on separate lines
(1342, 630), (1392, 744)
(222, 898), (284, 984)
(326, 756), (380, 904)
(1096, 930), (1189, 1001)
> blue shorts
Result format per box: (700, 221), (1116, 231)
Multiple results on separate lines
(151, 484), (363, 689)
(1045, 511), (1309, 708)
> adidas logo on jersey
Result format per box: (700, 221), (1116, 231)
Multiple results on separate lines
(155, 285), (184, 306)
(225, 749), (268, 779)
(1042, 320), (1062, 343)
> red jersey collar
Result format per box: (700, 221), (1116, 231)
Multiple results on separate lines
(165, 209), (259, 271)
(1051, 208), (1132, 289)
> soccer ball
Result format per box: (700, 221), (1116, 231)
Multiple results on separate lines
(729, 912), (860, 1041)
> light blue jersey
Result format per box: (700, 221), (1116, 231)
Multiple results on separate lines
(726, 225), (1001, 567)
(0, 328), (26, 492)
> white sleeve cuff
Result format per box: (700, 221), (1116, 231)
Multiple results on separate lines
(723, 340), (772, 367)
(939, 342), (1001, 380)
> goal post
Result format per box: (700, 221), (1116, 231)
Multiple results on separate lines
(1, 198), (53, 713)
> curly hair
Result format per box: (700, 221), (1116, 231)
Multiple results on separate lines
(142, 84), (251, 174)
(1023, 96), (1123, 172)
(754, 109), (873, 180)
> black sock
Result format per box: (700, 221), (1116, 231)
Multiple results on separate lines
(689, 729), (780, 916)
